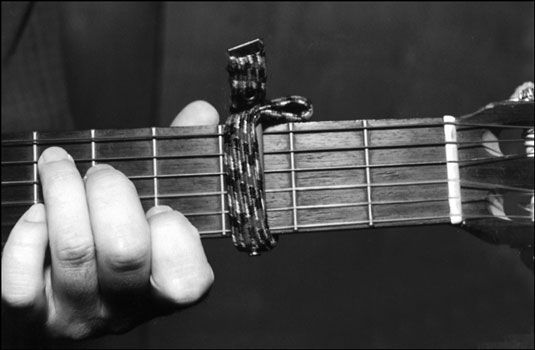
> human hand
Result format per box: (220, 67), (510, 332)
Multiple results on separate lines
(1, 101), (219, 339)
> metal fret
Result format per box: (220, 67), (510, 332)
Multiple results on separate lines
(90, 129), (96, 166)
(363, 120), (374, 226)
(32, 131), (38, 204)
(152, 127), (159, 206)
(218, 125), (227, 236)
(289, 123), (298, 231)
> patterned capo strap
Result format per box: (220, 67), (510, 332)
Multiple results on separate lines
(224, 39), (313, 255)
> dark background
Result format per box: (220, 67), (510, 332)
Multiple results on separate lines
(39, 1), (535, 348)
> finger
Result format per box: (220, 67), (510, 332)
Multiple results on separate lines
(1, 204), (47, 312)
(171, 100), (220, 126)
(146, 206), (214, 306)
(84, 164), (151, 295)
(38, 147), (99, 304)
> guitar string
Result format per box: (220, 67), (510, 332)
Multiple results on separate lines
(0, 138), (528, 153)
(3, 129), (532, 214)
(2, 175), (533, 196)
(1, 120), (532, 146)
(0, 140), (530, 166)
(2, 121), (532, 239)
(1, 152), (530, 186)
(2, 167), (533, 198)
(1, 213), (532, 240)
(2, 181), (532, 209)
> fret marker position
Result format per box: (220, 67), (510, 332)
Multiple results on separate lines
(218, 125), (227, 235)
(152, 127), (159, 206)
(362, 120), (374, 226)
(90, 129), (96, 166)
(32, 131), (38, 204)
(443, 116), (462, 224)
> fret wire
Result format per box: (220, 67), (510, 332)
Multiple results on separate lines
(218, 125), (227, 236)
(152, 127), (158, 206)
(90, 129), (96, 167)
(362, 120), (373, 226)
(32, 131), (38, 204)
(289, 123), (298, 231)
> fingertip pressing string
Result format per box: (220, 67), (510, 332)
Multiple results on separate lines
(223, 39), (313, 255)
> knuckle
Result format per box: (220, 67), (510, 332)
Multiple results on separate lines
(104, 238), (149, 273)
(55, 238), (95, 268)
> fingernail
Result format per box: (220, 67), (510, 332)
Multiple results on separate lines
(85, 164), (114, 178)
(39, 147), (73, 164)
(146, 205), (173, 219)
(24, 203), (46, 223)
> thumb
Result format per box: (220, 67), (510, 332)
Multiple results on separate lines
(171, 100), (220, 127)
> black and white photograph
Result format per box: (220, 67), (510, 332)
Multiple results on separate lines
(1, 1), (534, 349)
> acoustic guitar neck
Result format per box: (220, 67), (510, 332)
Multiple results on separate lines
(2, 116), (461, 247)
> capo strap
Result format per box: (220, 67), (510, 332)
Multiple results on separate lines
(223, 39), (313, 255)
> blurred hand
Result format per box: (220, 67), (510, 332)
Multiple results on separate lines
(1, 101), (219, 339)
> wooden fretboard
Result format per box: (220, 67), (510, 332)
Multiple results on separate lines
(1, 118), (453, 245)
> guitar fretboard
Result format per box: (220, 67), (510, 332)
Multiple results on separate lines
(2, 118), (453, 244)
